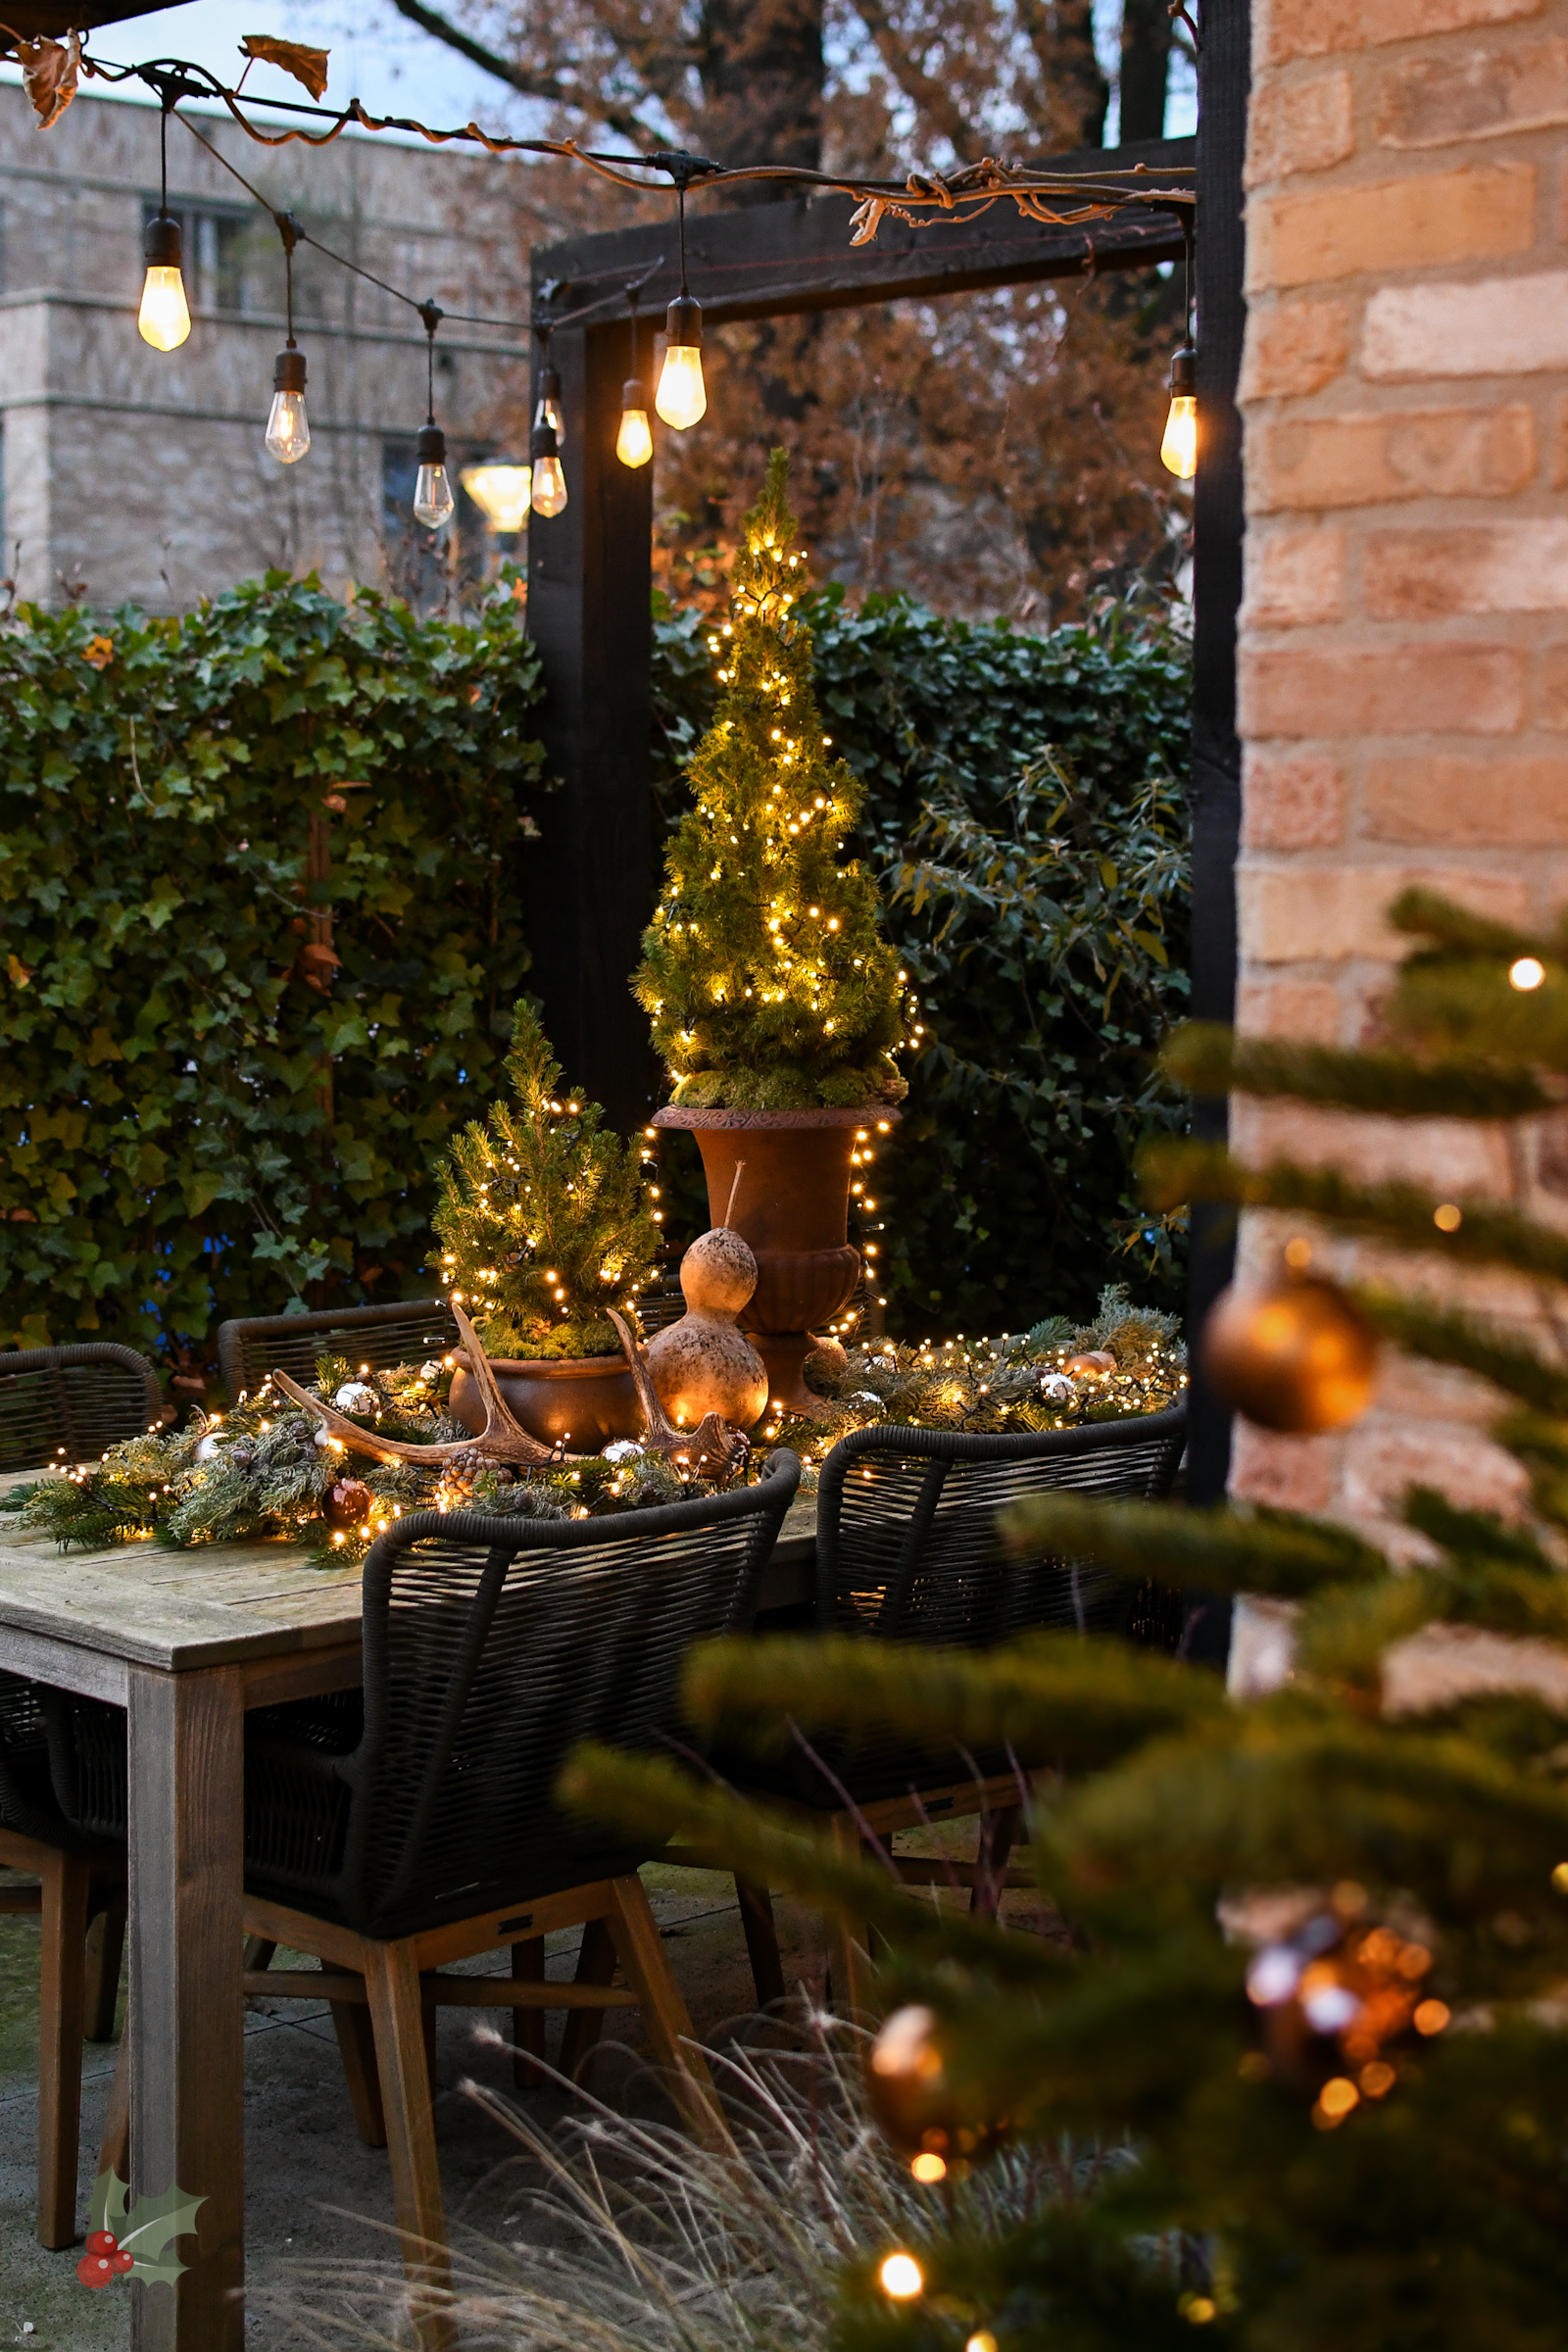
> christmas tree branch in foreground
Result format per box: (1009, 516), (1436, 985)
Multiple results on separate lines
(564, 884), (1568, 2352)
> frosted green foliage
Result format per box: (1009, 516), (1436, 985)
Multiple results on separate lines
(429, 1002), (660, 1360)
(633, 451), (913, 1109)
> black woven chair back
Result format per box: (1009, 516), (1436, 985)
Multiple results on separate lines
(760, 1403), (1188, 1806)
(246, 1449), (802, 1939)
(216, 1298), (461, 1404)
(0, 1674), (87, 1846)
(0, 1344), (163, 1477)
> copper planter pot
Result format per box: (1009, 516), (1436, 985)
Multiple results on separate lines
(449, 1354), (643, 1450)
(652, 1104), (899, 1412)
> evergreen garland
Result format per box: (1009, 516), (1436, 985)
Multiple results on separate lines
(566, 886), (1568, 2352)
(428, 1002), (660, 1360)
(634, 452), (913, 1110)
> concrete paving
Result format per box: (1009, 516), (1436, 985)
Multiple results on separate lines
(0, 1833), (1040, 2348)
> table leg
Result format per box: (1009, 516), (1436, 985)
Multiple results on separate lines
(127, 1664), (245, 2352)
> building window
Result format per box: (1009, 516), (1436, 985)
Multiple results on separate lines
(142, 201), (252, 314)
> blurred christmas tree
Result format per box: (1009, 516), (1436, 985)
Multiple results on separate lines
(429, 1002), (659, 1359)
(632, 451), (914, 1110)
(570, 888), (1568, 2349)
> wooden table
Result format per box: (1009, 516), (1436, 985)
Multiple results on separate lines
(0, 1480), (816, 2347)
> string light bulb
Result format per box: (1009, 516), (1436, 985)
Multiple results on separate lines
(1160, 344), (1197, 479)
(461, 461), (532, 532)
(414, 423), (455, 528)
(657, 294), (707, 429)
(138, 213), (190, 351)
(264, 214), (309, 465)
(266, 347), (310, 463)
(530, 417), (567, 517)
(616, 297), (653, 467)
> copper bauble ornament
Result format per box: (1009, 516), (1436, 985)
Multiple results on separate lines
(865, 2004), (1006, 2180)
(1201, 1251), (1377, 1434)
(645, 1225), (770, 1433)
(323, 1476), (375, 1527)
(805, 1332), (849, 1379)
(1063, 1349), (1116, 1379)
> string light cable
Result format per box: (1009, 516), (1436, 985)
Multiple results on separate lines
(51, 47), (1197, 492)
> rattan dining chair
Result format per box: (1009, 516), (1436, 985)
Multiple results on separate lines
(216, 1298), (461, 1405)
(235, 1449), (801, 2341)
(0, 1342), (165, 1477)
(693, 1403), (1189, 2016)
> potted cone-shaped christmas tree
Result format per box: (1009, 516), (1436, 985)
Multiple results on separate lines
(429, 1002), (660, 1446)
(633, 450), (914, 1407)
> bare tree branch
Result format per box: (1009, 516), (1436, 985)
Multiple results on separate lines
(387, 0), (661, 144)
(850, 0), (986, 162)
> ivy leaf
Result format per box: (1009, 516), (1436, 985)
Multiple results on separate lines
(239, 34), (330, 98)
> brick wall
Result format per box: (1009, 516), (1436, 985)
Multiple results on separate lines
(1234, 0), (1568, 1544)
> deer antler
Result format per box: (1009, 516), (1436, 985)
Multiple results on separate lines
(271, 1300), (573, 1467)
(607, 1309), (749, 1479)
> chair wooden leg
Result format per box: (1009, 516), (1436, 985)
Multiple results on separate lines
(364, 1939), (454, 2352)
(99, 2020), (129, 2185)
(329, 1994), (387, 2148)
(36, 1848), (90, 2248)
(607, 1876), (730, 2151)
(83, 1895), (125, 2044)
(560, 1917), (617, 2082)
(512, 1936), (547, 2089)
(970, 1805), (1021, 1921)
(243, 1935), (278, 1975)
(736, 1879), (787, 2011)
(825, 1816), (873, 2023)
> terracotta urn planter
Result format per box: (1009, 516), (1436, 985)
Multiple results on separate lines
(651, 1104), (900, 1412)
(449, 1354), (643, 1451)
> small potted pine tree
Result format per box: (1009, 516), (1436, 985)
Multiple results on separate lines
(633, 450), (914, 1408)
(430, 1003), (660, 1446)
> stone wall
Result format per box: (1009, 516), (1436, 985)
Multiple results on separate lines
(1234, 0), (1568, 1544)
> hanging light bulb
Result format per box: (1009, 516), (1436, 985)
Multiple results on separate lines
(530, 417), (567, 518)
(265, 346), (310, 465)
(138, 214), (190, 351)
(534, 360), (564, 448)
(461, 461), (532, 533)
(413, 423), (455, 529)
(656, 294), (706, 430)
(616, 378), (653, 468)
(1161, 345), (1197, 480)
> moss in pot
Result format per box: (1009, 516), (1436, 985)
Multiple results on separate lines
(429, 1003), (660, 1448)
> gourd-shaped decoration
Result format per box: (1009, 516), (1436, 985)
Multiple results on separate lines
(646, 1165), (770, 1432)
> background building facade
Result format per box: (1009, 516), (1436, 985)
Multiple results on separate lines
(0, 81), (530, 610)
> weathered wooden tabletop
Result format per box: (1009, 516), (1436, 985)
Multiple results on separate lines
(0, 1470), (816, 2350)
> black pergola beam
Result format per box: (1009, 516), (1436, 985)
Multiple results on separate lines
(525, 133), (1195, 1133)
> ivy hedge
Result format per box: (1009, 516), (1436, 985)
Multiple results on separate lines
(0, 575), (546, 1377)
(651, 588), (1193, 1329)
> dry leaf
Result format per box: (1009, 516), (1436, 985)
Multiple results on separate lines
(80, 634), (114, 669)
(14, 30), (79, 129)
(240, 35), (329, 100)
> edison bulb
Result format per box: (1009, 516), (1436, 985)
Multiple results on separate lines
(656, 344), (706, 430)
(266, 388), (310, 463)
(531, 453), (567, 516)
(414, 463), (454, 528)
(1161, 344), (1198, 480)
(534, 365), (564, 446)
(265, 348), (310, 465)
(138, 264), (190, 351)
(1161, 394), (1198, 479)
(616, 386), (653, 469)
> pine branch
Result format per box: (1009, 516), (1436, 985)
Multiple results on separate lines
(997, 1493), (1389, 1599)
(1142, 1138), (1568, 1288)
(1160, 1022), (1549, 1119)
(1354, 1289), (1568, 1420)
(679, 1633), (1226, 1764)
(1389, 885), (1544, 960)
(558, 1746), (1066, 1984)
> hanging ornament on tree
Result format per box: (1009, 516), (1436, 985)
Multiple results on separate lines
(323, 1475), (375, 1528)
(865, 2004), (1008, 2181)
(1242, 1888), (1449, 2125)
(1201, 1239), (1378, 1434)
(645, 1164), (769, 1432)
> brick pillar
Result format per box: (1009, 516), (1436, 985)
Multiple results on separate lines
(1233, 0), (1568, 1543)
